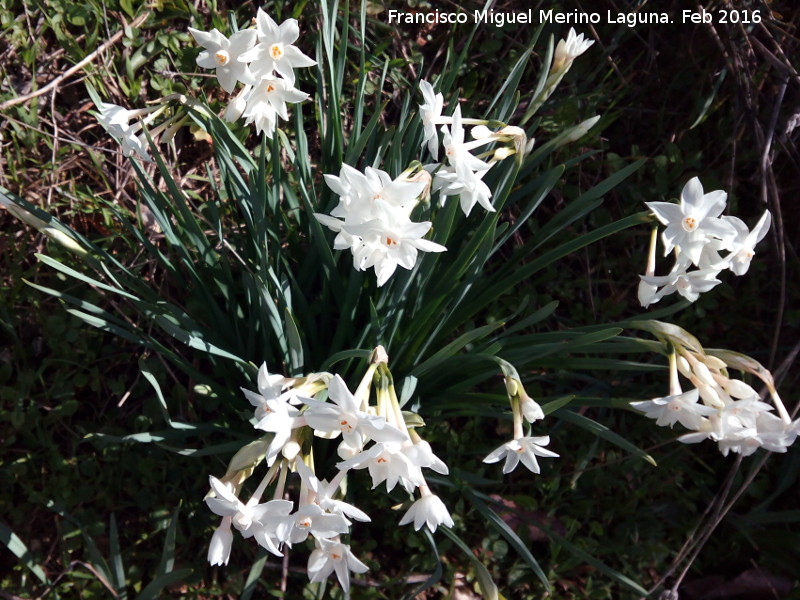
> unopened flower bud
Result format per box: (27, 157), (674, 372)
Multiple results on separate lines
(471, 125), (493, 139)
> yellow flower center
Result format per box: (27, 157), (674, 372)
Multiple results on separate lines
(265, 83), (276, 93)
(682, 216), (698, 232)
(384, 236), (398, 247)
(214, 50), (230, 66)
(270, 44), (284, 59)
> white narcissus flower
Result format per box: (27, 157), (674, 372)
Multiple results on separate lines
(399, 491), (454, 532)
(188, 27), (257, 93)
(631, 388), (717, 431)
(286, 503), (350, 546)
(337, 442), (425, 493)
(552, 27), (595, 73)
(646, 177), (736, 266)
(403, 439), (449, 475)
(294, 460), (371, 523)
(204, 476), (292, 556)
(238, 8), (316, 86)
(207, 516), (233, 566)
(441, 105), (492, 175)
(307, 538), (369, 594)
(95, 102), (153, 161)
(722, 210), (771, 275)
(640, 266), (723, 304)
(241, 76), (309, 138)
(433, 165), (495, 216)
(344, 204), (447, 286)
(483, 436), (559, 474)
(302, 375), (408, 447)
(418, 79), (444, 159)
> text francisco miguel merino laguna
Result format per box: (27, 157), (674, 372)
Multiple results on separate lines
(387, 8), (674, 28)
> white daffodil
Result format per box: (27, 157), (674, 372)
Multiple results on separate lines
(238, 9), (316, 86)
(646, 177), (735, 266)
(433, 165), (495, 216)
(95, 102), (155, 161)
(419, 79), (444, 159)
(241, 75), (309, 138)
(254, 399), (306, 466)
(204, 476), (293, 556)
(552, 27), (595, 74)
(403, 439), (449, 475)
(483, 436), (559, 475)
(286, 503), (350, 546)
(631, 388), (717, 431)
(307, 538), (369, 594)
(337, 441), (425, 493)
(207, 516), (233, 566)
(640, 265), (722, 304)
(399, 490), (454, 532)
(188, 27), (257, 93)
(722, 210), (772, 275)
(344, 204), (447, 286)
(441, 105), (492, 175)
(302, 375), (408, 447)
(241, 362), (294, 420)
(295, 460), (371, 523)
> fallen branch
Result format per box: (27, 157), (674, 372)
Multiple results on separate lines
(0, 11), (150, 112)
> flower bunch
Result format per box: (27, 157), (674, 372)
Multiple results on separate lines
(188, 7), (314, 137)
(639, 177), (771, 306)
(314, 164), (446, 286)
(205, 348), (453, 594)
(630, 322), (798, 456)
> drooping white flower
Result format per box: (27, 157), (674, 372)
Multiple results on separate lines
(403, 439), (449, 475)
(207, 516), (233, 566)
(399, 491), (454, 532)
(640, 265), (723, 304)
(631, 388), (717, 431)
(482, 436), (559, 474)
(419, 79), (444, 159)
(188, 27), (257, 93)
(238, 9), (316, 86)
(722, 210), (771, 275)
(307, 538), (369, 594)
(646, 177), (736, 266)
(95, 102), (154, 161)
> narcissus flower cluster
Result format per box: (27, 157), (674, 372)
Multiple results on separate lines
(639, 177), (771, 306)
(205, 349), (453, 594)
(630, 322), (798, 457)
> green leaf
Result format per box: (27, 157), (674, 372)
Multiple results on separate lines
(463, 488), (550, 590)
(555, 409), (657, 466)
(0, 522), (49, 584)
(440, 527), (499, 600)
